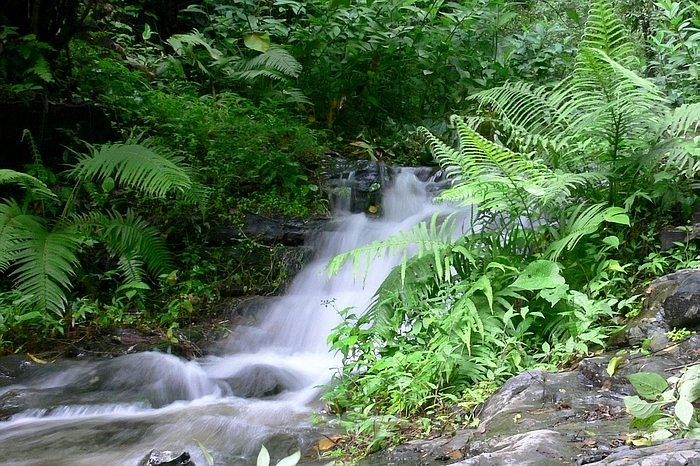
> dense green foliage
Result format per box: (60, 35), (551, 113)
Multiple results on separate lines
(323, 0), (700, 452)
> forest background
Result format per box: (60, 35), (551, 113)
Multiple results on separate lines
(1, 0), (699, 457)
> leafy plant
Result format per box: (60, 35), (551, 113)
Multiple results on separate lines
(324, 0), (700, 428)
(256, 445), (301, 466)
(646, 0), (700, 104)
(0, 141), (195, 317)
(624, 365), (700, 442)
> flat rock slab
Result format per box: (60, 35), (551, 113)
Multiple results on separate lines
(585, 439), (700, 465)
(453, 430), (577, 466)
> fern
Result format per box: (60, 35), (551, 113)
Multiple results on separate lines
(419, 115), (597, 246)
(545, 204), (630, 261)
(664, 103), (700, 138)
(242, 46), (302, 78)
(116, 254), (150, 290)
(0, 200), (45, 272)
(9, 222), (82, 316)
(579, 0), (638, 68)
(70, 143), (192, 198)
(77, 210), (174, 277)
(0, 169), (56, 200)
(328, 211), (458, 285)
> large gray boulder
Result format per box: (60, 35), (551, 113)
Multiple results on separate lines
(620, 268), (700, 351)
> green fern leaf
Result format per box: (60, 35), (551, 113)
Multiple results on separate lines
(0, 169), (57, 200)
(664, 103), (700, 137)
(116, 254), (150, 289)
(9, 222), (81, 315)
(243, 46), (302, 78)
(78, 210), (173, 277)
(0, 200), (46, 273)
(70, 143), (192, 198)
(545, 203), (628, 261)
(580, 0), (638, 68)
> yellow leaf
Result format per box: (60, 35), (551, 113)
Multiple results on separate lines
(317, 436), (343, 452)
(27, 353), (50, 364)
(631, 437), (651, 447)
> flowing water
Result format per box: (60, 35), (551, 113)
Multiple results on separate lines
(0, 168), (451, 466)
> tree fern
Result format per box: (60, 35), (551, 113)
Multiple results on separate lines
(70, 143), (192, 198)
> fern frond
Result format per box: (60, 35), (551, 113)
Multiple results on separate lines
(9, 223), (81, 315)
(579, 0), (638, 68)
(0, 169), (57, 200)
(0, 200), (47, 273)
(76, 210), (173, 277)
(545, 203), (629, 261)
(70, 143), (192, 198)
(232, 69), (288, 82)
(664, 103), (700, 137)
(116, 254), (149, 289)
(651, 138), (700, 177)
(243, 46), (302, 78)
(420, 116), (596, 213)
(281, 88), (312, 105)
(327, 212), (458, 285)
(471, 82), (572, 146)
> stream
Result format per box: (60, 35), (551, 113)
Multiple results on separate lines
(0, 167), (452, 466)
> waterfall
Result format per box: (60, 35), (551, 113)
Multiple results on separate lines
(0, 167), (451, 466)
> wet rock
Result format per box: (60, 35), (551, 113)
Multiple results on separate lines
(0, 390), (27, 419)
(138, 450), (195, 466)
(585, 439), (700, 465)
(619, 269), (700, 350)
(659, 225), (700, 250)
(360, 430), (472, 465)
(322, 159), (388, 214)
(226, 364), (303, 398)
(208, 214), (327, 247)
(475, 369), (628, 443)
(0, 355), (35, 387)
(453, 430), (578, 465)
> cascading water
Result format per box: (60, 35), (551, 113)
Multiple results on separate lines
(0, 168), (452, 466)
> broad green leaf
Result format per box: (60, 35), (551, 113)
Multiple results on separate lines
(510, 260), (565, 291)
(628, 372), (668, 400)
(678, 364), (700, 403)
(648, 428), (673, 442)
(602, 236), (620, 248)
(675, 398), (695, 427)
(257, 445), (270, 466)
(603, 207), (630, 226)
(244, 32), (271, 53)
(538, 285), (568, 306)
(275, 450), (301, 466)
(624, 395), (662, 419)
(142, 23), (153, 40)
(101, 176), (115, 193)
(607, 355), (625, 376)
(687, 428), (700, 439)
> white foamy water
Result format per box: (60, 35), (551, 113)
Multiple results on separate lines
(0, 167), (452, 465)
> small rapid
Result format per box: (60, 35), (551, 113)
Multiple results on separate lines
(0, 167), (452, 465)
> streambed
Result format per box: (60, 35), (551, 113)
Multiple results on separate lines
(0, 168), (453, 466)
